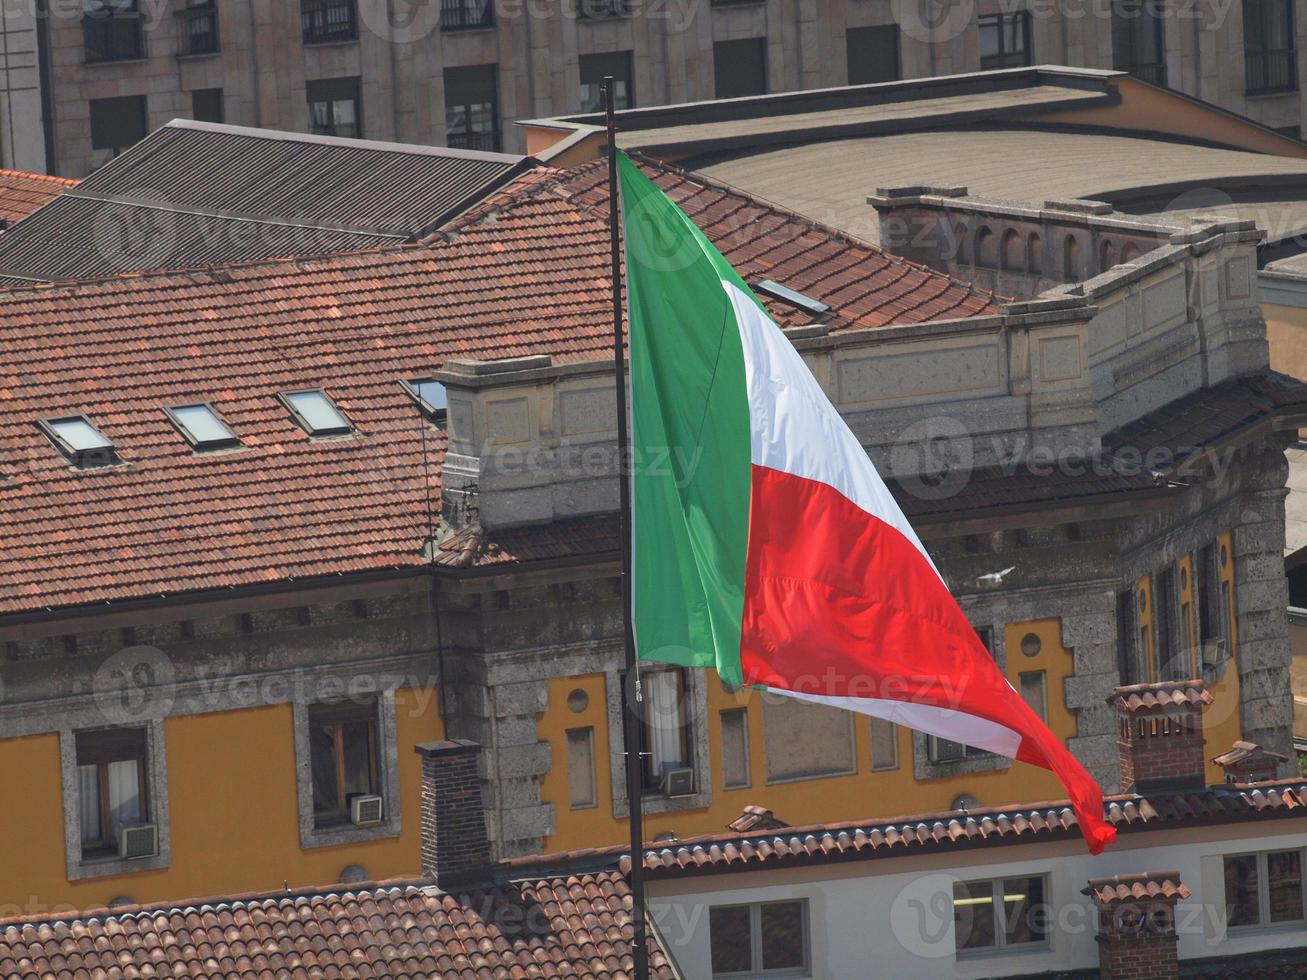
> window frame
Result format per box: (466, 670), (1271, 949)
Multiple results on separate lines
(846, 24), (902, 85)
(978, 11), (1032, 71)
(301, 0), (358, 44)
(720, 707), (752, 790)
(306, 76), (362, 139)
(1244, 0), (1297, 95)
(83, 0), (144, 63)
(163, 402), (242, 451)
(440, 0), (497, 31)
(928, 626), (995, 762)
(579, 50), (635, 112)
(190, 87), (225, 124)
(953, 873), (1052, 956)
(89, 94), (149, 154)
(176, 0), (219, 56)
(444, 64), (501, 152)
(713, 37), (769, 99)
(307, 699), (381, 828)
(75, 727), (149, 860)
(1111, 0), (1167, 86)
(278, 388), (354, 437)
(38, 414), (121, 468)
(399, 377), (448, 425)
(640, 665), (694, 793)
(709, 899), (811, 978)
(1224, 847), (1307, 932)
(565, 725), (599, 809)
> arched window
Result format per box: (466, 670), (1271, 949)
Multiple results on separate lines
(952, 224), (968, 265)
(1001, 229), (1023, 271)
(975, 226), (996, 267)
(1121, 242), (1141, 263)
(1063, 235), (1081, 281)
(1026, 232), (1042, 274)
(1100, 239), (1116, 272)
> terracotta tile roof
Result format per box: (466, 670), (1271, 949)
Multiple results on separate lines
(1211, 740), (1290, 767)
(726, 805), (790, 833)
(0, 169), (76, 225)
(0, 156), (996, 617)
(1109, 680), (1214, 712)
(0, 871), (676, 979)
(1084, 871), (1190, 904)
(633, 781), (1307, 876)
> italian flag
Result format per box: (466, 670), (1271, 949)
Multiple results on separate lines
(619, 153), (1115, 854)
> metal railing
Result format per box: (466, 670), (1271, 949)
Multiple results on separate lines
(576, 0), (630, 20)
(440, 0), (496, 30)
(177, 3), (219, 55)
(1247, 49), (1297, 94)
(1125, 61), (1167, 86)
(302, 0), (357, 44)
(446, 128), (501, 152)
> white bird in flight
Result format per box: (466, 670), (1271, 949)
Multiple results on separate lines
(977, 566), (1016, 587)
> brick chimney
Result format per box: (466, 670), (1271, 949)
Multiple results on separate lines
(1107, 680), (1212, 794)
(1084, 872), (1189, 980)
(1210, 740), (1288, 784)
(414, 739), (492, 888)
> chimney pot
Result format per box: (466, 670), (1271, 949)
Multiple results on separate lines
(1083, 872), (1188, 980)
(1210, 740), (1288, 784)
(1107, 680), (1212, 794)
(414, 739), (492, 888)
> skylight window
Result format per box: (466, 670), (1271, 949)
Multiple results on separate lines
(280, 389), (353, 436)
(40, 415), (119, 467)
(165, 404), (240, 450)
(401, 378), (448, 424)
(754, 279), (831, 317)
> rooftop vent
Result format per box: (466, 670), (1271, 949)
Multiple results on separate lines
(164, 403), (240, 450)
(753, 279), (830, 317)
(39, 415), (119, 468)
(280, 389), (352, 436)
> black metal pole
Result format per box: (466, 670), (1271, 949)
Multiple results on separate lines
(606, 75), (650, 980)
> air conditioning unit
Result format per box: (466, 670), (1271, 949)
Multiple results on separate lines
(1202, 638), (1227, 666)
(119, 824), (158, 861)
(350, 794), (384, 827)
(661, 767), (695, 798)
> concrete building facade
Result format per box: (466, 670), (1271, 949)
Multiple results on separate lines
(15, 0), (1307, 176)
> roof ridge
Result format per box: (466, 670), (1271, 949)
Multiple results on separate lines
(433, 166), (574, 238)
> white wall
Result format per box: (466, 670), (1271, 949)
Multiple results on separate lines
(648, 824), (1307, 979)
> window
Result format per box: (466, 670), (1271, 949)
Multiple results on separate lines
(178, 0), (219, 55)
(1245, 0), (1296, 93)
(1112, 0), (1167, 86)
(871, 716), (899, 771)
(164, 404), (240, 450)
(714, 38), (768, 99)
(577, 0), (629, 20)
(440, 0), (495, 31)
(302, 0), (357, 43)
(1225, 850), (1306, 929)
(90, 95), (148, 154)
(979, 12), (1031, 70)
(75, 728), (148, 860)
(401, 378), (448, 424)
(308, 701), (379, 827)
(709, 901), (808, 977)
(846, 25), (900, 84)
(579, 51), (634, 113)
(83, 0), (143, 62)
(1154, 564), (1186, 680)
(566, 727), (597, 808)
(191, 88), (224, 124)
(1197, 542), (1226, 661)
(280, 389), (353, 436)
(40, 415), (119, 467)
(1116, 588), (1139, 685)
(720, 708), (751, 789)
(445, 65), (500, 152)
(307, 77), (361, 139)
(1019, 671), (1047, 722)
(641, 667), (692, 791)
(763, 694), (855, 782)
(930, 627), (994, 761)
(954, 875), (1049, 953)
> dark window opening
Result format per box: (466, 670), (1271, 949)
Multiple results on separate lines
(440, 0), (495, 31)
(577, 0), (630, 21)
(90, 95), (148, 155)
(308, 701), (380, 827)
(307, 77), (361, 139)
(580, 51), (634, 112)
(1245, 0), (1296, 94)
(191, 87), (224, 124)
(847, 25), (901, 85)
(954, 876), (1049, 952)
(641, 666), (692, 792)
(83, 0), (143, 62)
(929, 626), (995, 761)
(445, 64), (500, 151)
(714, 37), (768, 99)
(1112, 0), (1167, 86)
(979, 12), (1031, 70)
(1117, 588), (1139, 685)
(709, 901), (808, 976)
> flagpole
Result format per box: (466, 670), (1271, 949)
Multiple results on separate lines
(606, 76), (650, 980)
